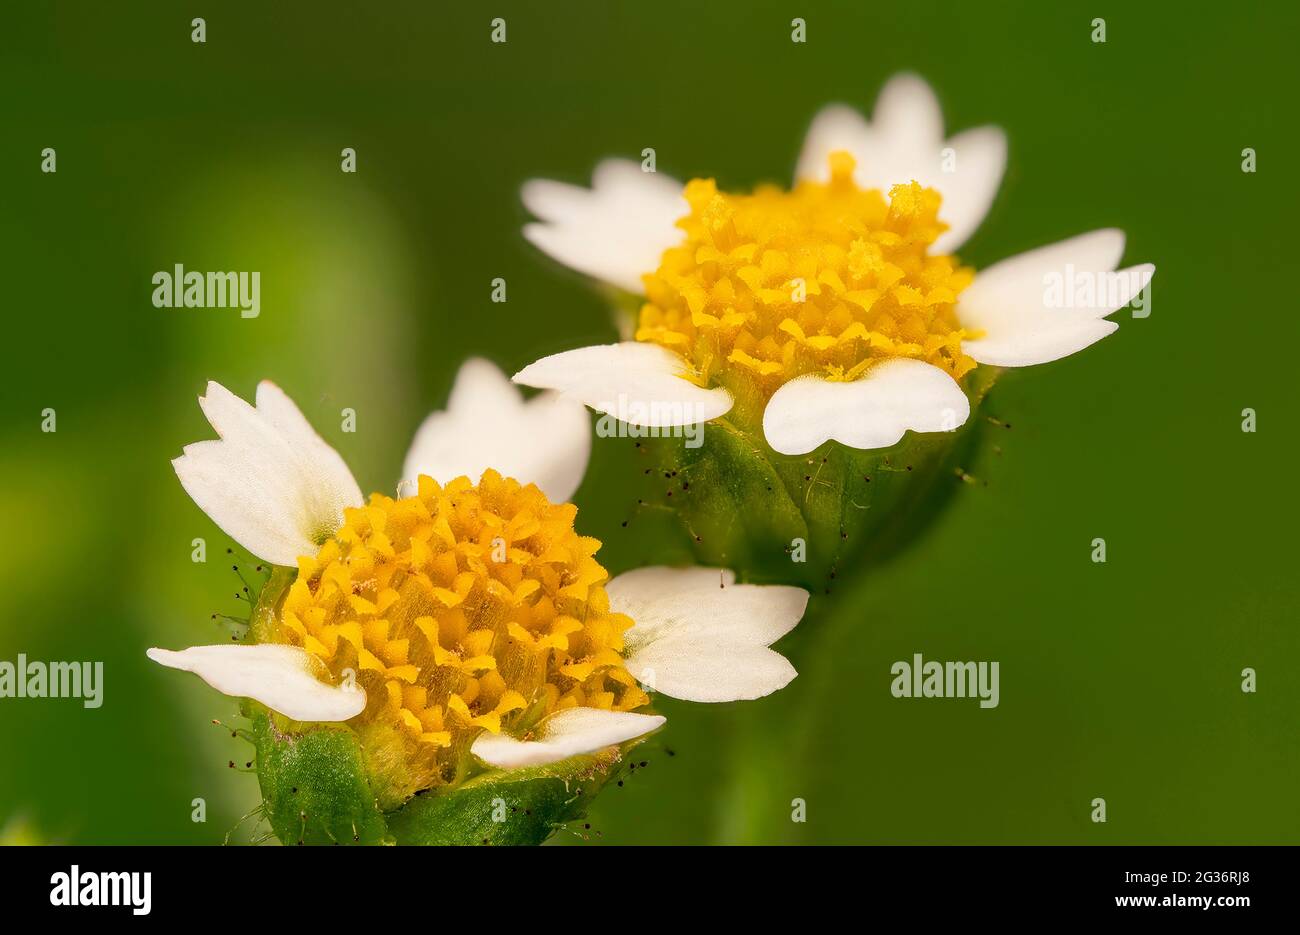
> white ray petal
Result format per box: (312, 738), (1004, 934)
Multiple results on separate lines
(522, 159), (688, 293)
(470, 708), (665, 769)
(402, 358), (591, 502)
(512, 342), (733, 428)
(146, 644), (365, 722)
(173, 381), (363, 566)
(610, 566), (809, 703)
(959, 229), (1156, 366)
(761, 360), (969, 456)
(795, 73), (1007, 252)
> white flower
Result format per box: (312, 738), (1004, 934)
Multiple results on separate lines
(516, 73), (1156, 456)
(151, 359), (808, 774)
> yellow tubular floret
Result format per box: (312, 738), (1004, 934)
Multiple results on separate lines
(271, 469), (649, 805)
(636, 151), (979, 420)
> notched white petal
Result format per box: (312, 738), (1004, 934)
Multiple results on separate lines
(146, 644), (365, 722)
(512, 342), (733, 428)
(959, 230), (1156, 366)
(173, 381), (363, 566)
(470, 708), (666, 769)
(612, 566), (809, 703)
(795, 73), (1006, 252)
(402, 357), (591, 502)
(626, 639), (797, 704)
(761, 360), (970, 456)
(522, 159), (688, 293)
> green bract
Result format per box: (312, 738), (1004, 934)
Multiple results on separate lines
(249, 708), (617, 845)
(638, 368), (1001, 591)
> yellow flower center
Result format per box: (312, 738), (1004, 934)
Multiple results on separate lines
(271, 469), (648, 806)
(636, 151), (979, 420)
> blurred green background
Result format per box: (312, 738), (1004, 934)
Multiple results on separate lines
(2, 1), (1295, 845)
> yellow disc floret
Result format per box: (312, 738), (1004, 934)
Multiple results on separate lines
(271, 470), (648, 806)
(636, 151), (978, 421)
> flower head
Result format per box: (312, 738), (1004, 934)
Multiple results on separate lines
(515, 73), (1155, 456)
(150, 359), (808, 818)
(270, 469), (650, 803)
(637, 158), (977, 426)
